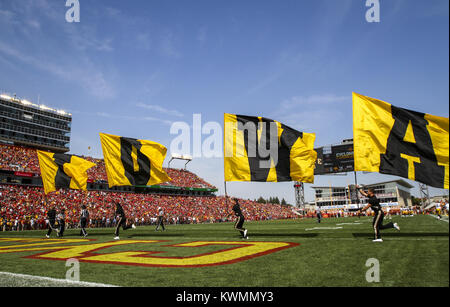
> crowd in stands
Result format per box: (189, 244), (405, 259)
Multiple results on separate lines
(0, 184), (296, 231)
(0, 143), (216, 189)
(0, 144), (40, 173)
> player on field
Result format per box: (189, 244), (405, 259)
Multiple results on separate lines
(228, 197), (248, 239)
(316, 207), (322, 223)
(45, 205), (57, 238)
(56, 209), (66, 237)
(357, 185), (400, 242)
(80, 205), (89, 237)
(114, 202), (135, 240)
(155, 207), (165, 231)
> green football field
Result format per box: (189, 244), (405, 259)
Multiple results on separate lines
(0, 214), (448, 287)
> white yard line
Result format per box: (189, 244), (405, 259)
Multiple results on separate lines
(429, 214), (449, 223)
(0, 272), (118, 287)
(305, 227), (343, 231)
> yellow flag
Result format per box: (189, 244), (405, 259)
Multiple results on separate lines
(224, 114), (317, 183)
(37, 151), (96, 195)
(353, 92), (449, 189)
(99, 133), (171, 188)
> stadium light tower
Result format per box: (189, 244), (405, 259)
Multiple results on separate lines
(168, 153), (193, 170)
(418, 182), (430, 208)
(294, 182), (305, 209)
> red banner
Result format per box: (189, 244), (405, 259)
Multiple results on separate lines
(14, 171), (34, 177)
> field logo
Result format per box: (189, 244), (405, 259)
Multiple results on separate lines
(0, 238), (298, 268)
(365, 258), (380, 283)
(65, 0), (80, 23)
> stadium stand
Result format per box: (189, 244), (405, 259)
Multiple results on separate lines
(0, 143), (298, 231)
(0, 144), (40, 173)
(0, 185), (297, 231)
(0, 143), (216, 189)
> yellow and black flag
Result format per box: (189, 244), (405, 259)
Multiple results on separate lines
(224, 114), (317, 183)
(99, 133), (171, 188)
(353, 92), (449, 189)
(37, 151), (96, 195)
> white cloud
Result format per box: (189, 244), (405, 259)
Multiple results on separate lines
(270, 94), (353, 145)
(136, 33), (152, 50)
(0, 9), (15, 23)
(279, 94), (350, 110)
(160, 30), (181, 59)
(96, 111), (173, 126)
(137, 103), (184, 118)
(0, 42), (116, 100)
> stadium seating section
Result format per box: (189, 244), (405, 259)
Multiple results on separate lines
(0, 185), (297, 230)
(0, 143), (298, 230)
(0, 143), (216, 189)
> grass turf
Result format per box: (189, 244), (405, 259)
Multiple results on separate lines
(0, 214), (448, 287)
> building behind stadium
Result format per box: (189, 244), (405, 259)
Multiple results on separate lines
(308, 179), (413, 211)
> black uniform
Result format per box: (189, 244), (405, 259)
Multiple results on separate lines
(232, 202), (247, 238)
(369, 195), (395, 240)
(80, 208), (89, 237)
(316, 208), (322, 223)
(57, 211), (65, 237)
(46, 209), (56, 237)
(114, 204), (132, 237)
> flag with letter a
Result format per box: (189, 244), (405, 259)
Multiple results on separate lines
(353, 92), (449, 189)
(99, 133), (171, 188)
(37, 151), (96, 195)
(224, 113), (317, 183)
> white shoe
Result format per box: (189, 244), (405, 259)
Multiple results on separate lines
(114, 236), (120, 240)
(132, 224), (136, 229)
(372, 239), (383, 242)
(45, 235), (49, 239)
(394, 223), (400, 231)
(243, 229), (248, 238)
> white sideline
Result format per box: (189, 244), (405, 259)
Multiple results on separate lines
(0, 272), (119, 287)
(429, 214), (449, 223)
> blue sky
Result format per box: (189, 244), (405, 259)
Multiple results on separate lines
(0, 0), (448, 203)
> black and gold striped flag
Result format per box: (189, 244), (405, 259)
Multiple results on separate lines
(99, 133), (171, 188)
(224, 114), (317, 183)
(353, 92), (449, 189)
(37, 151), (96, 195)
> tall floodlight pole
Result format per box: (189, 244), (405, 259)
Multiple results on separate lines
(418, 183), (430, 208)
(294, 182), (305, 210)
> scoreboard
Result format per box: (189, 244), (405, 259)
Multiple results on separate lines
(314, 141), (354, 175)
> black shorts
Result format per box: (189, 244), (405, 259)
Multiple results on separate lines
(80, 218), (88, 228)
(118, 216), (127, 227)
(235, 216), (245, 229)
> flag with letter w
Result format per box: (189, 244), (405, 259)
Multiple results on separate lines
(353, 92), (449, 189)
(224, 114), (317, 183)
(99, 133), (171, 188)
(37, 151), (96, 195)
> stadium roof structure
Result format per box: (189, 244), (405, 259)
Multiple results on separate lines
(0, 93), (72, 118)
